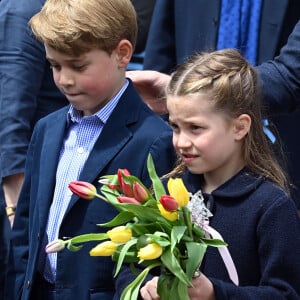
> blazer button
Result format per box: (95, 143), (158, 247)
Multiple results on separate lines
(27, 280), (31, 289)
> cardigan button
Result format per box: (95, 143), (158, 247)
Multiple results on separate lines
(26, 280), (31, 289)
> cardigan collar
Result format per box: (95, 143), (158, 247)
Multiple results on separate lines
(183, 167), (265, 200)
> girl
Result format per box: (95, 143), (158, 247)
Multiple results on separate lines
(140, 49), (300, 299)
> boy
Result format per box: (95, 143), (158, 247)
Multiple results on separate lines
(5, 0), (175, 299)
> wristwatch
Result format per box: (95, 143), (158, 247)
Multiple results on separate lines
(5, 206), (16, 217)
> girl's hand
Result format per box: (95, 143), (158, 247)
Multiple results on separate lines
(188, 273), (215, 300)
(140, 273), (215, 300)
(140, 276), (160, 300)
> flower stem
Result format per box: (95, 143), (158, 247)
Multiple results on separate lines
(182, 207), (193, 240)
(95, 193), (109, 202)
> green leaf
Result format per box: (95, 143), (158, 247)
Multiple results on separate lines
(114, 238), (137, 277)
(160, 247), (192, 286)
(98, 211), (134, 227)
(69, 233), (108, 245)
(132, 222), (163, 235)
(147, 154), (166, 200)
(66, 242), (83, 252)
(200, 237), (228, 247)
(121, 263), (160, 300)
(157, 274), (172, 299)
(171, 226), (187, 252)
(113, 203), (171, 228)
(176, 279), (190, 300)
(192, 223), (205, 238)
(112, 250), (137, 263)
(100, 185), (121, 205)
(185, 242), (207, 279)
(158, 274), (189, 300)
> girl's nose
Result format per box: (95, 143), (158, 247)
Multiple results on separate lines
(174, 132), (192, 149)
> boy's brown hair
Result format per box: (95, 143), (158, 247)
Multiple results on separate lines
(30, 0), (137, 55)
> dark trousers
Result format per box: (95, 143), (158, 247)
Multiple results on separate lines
(31, 273), (56, 300)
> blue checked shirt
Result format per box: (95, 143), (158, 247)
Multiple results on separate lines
(41, 80), (129, 282)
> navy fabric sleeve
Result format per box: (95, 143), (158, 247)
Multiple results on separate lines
(0, 0), (67, 179)
(143, 0), (176, 73)
(257, 21), (300, 115)
(210, 197), (300, 299)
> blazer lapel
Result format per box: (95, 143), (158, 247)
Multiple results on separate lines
(66, 81), (140, 211)
(37, 109), (68, 226)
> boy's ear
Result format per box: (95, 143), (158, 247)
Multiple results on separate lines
(115, 39), (133, 68)
(233, 114), (251, 140)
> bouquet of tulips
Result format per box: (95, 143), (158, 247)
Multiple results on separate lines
(46, 154), (230, 300)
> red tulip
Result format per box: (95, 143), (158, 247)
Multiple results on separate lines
(68, 181), (97, 200)
(159, 195), (179, 211)
(117, 169), (134, 197)
(108, 183), (120, 190)
(117, 196), (141, 205)
(133, 182), (148, 202)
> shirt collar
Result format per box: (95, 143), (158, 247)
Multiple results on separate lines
(66, 79), (129, 125)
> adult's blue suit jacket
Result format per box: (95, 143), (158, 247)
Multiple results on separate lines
(6, 81), (176, 300)
(258, 20), (300, 114)
(144, 0), (299, 72)
(0, 0), (68, 181)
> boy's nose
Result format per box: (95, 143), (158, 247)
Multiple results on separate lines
(57, 70), (74, 86)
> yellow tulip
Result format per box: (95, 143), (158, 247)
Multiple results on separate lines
(167, 178), (189, 207)
(138, 243), (163, 260)
(89, 241), (117, 256)
(107, 226), (132, 243)
(158, 203), (178, 222)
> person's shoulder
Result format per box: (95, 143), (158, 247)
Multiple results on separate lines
(0, 0), (44, 18)
(253, 177), (296, 212)
(35, 105), (69, 127)
(217, 168), (291, 208)
(122, 80), (171, 130)
(259, 177), (289, 199)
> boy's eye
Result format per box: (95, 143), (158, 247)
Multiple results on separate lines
(72, 64), (86, 71)
(50, 64), (61, 71)
(191, 125), (202, 130)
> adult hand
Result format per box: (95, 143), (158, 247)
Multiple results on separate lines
(126, 70), (170, 115)
(2, 173), (24, 227)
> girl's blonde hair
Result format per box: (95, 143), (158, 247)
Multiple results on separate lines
(29, 0), (137, 55)
(166, 48), (289, 192)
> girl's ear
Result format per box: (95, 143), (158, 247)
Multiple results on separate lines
(233, 114), (251, 140)
(115, 39), (133, 68)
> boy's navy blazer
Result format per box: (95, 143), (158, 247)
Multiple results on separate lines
(8, 81), (175, 300)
